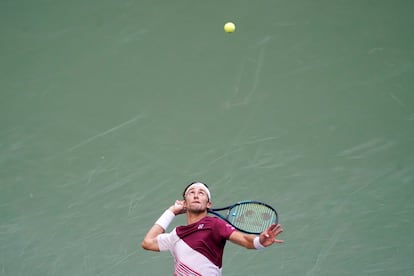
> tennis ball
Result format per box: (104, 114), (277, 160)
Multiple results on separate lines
(224, 22), (236, 33)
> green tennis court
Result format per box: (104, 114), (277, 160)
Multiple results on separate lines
(1, 0), (413, 275)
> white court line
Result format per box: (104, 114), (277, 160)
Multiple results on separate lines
(68, 114), (144, 151)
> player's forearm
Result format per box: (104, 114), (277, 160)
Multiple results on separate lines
(142, 208), (175, 251)
(246, 235), (267, 250)
(230, 231), (267, 250)
(230, 232), (256, 249)
(145, 224), (165, 239)
(246, 235), (258, 249)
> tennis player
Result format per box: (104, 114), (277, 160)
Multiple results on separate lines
(141, 181), (284, 275)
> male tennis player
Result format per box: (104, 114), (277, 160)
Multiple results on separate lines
(141, 181), (283, 275)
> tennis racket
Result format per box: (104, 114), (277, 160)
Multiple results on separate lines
(208, 200), (278, 234)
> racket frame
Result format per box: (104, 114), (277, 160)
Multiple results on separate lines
(207, 200), (278, 234)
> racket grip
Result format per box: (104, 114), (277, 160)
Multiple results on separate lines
(155, 210), (175, 230)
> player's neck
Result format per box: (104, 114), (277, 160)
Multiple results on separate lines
(186, 211), (207, 225)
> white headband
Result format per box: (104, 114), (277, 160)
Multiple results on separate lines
(185, 182), (211, 201)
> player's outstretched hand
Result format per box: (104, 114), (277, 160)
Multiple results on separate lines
(259, 224), (284, 247)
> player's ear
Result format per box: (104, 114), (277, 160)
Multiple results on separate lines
(207, 201), (212, 209)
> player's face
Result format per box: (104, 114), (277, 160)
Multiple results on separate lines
(184, 187), (211, 213)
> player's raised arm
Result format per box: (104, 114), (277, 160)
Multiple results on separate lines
(141, 224), (164, 251)
(141, 200), (185, 251)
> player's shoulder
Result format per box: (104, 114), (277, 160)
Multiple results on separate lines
(204, 216), (236, 236)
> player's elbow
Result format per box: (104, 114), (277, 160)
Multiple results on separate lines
(141, 238), (159, 251)
(141, 238), (151, 250)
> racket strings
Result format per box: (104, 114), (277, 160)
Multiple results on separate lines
(229, 203), (277, 233)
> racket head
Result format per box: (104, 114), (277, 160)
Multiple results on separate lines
(210, 200), (278, 234)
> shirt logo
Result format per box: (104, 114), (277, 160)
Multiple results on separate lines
(198, 224), (204, 229)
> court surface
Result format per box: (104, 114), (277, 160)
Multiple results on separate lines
(1, 0), (413, 275)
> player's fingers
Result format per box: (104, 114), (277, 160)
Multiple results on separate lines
(273, 224), (283, 233)
(265, 224), (282, 239)
(267, 224), (277, 232)
(275, 228), (283, 237)
(175, 200), (185, 208)
(268, 224), (280, 234)
(263, 224), (275, 237)
(268, 226), (283, 238)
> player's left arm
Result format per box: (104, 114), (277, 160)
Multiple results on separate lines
(229, 224), (284, 249)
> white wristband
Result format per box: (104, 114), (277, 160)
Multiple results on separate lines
(254, 236), (265, 250)
(155, 209), (175, 230)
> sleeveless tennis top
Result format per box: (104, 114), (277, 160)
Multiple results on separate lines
(157, 216), (236, 275)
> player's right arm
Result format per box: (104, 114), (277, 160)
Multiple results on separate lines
(141, 224), (164, 251)
(141, 200), (185, 251)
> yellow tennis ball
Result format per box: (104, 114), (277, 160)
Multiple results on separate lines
(224, 22), (236, 33)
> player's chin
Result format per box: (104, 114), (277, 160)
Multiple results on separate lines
(188, 206), (207, 214)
